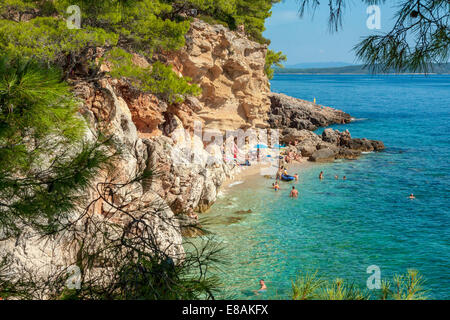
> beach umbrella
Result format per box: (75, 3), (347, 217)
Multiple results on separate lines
(254, 144), (268, 149)
(273, 143), (286, 148)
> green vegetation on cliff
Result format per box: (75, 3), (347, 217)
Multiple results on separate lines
(0, 0), (282, 99)
(163, 0), (280, 44)
(265, 49), (287, 79)
(0, 0), (199, 102)
(161, 0), (286, 79)
(106, 47), (201, 103)
(0, 54), (110, 238)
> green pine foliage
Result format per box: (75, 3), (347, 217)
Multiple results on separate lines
(163, 0), (281, 44)
(0, 1), (285, 98)
(0, 0), (199, 103)
(53, 0), (191, 53)
(107, 48), (200, 103)
(387, 269), (429, 300)
(291, 271), (326, 300)
(0, 54), (111, 237)
(265, 49), (287, 80)
(234, 0), (279, 44)
(320, 278), (371, 300)
(0, 55), (83, 167)
(0, 17), (118, 66)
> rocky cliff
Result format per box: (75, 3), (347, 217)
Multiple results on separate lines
(164, 19), (271, 131)
(0, 18), (384, 295)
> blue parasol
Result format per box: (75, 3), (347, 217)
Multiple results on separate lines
(254, 144), (268, 149)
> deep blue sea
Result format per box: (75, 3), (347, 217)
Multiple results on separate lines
(205, 75), (450, 299)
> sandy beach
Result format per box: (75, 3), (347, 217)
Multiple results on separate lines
(221, 158), (314, 191)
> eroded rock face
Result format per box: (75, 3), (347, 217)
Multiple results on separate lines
(0, 64), (246, 294)
(144, 131), (238, 215)
(115, 80), (167, 138)
(166, 19), (271, 130)
(0, 78), (187, 296)
(269, 93), (351, 131)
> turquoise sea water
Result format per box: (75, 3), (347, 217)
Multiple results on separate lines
(204, 75), (450, 300)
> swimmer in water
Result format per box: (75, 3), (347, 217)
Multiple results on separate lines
(335, 175), (339, 180)
(409, 193), (416, 199)
(290, 186), (299, 198)
(253, 279), (267, 295)
(273, 182), (280, 191)
(319, 171), (324, 180)
(294, 173), (299, 181)
(258, 279), (267, 291)
(343, 176), (347, 180)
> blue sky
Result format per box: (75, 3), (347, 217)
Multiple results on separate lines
(263, 0), (400, 65)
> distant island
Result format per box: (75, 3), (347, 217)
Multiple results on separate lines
(283, 62), (353, 69)
(275, 63), (450, 74)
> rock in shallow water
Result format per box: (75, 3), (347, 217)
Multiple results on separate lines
(309, 148), (337, 162)
(268, 93), (351, 131)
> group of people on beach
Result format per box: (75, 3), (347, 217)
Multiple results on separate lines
(272, 165), (300, 198)
(272, 168), (351, 198)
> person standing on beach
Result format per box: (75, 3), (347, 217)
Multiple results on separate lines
(290, 186), (298, 198)
(276, 167), (282, 180)
(233, 137), (238, 162)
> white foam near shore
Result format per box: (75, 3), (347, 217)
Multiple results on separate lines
(228, 181), (244, 187)
(217, 190), (227, 198)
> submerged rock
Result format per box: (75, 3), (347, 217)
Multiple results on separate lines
(234, 209), (253, 214)
(225, 216), (244, 225)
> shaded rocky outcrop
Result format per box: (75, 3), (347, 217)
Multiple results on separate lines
(269, 92), (384, 163)
(0, 65), (247, 290)
(268, 93), (351, 131)
(0, 78), (186, 293)
(143, 134), (238, 215)
(279, 127), (384, 163)
(79, 76), (242, 215)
